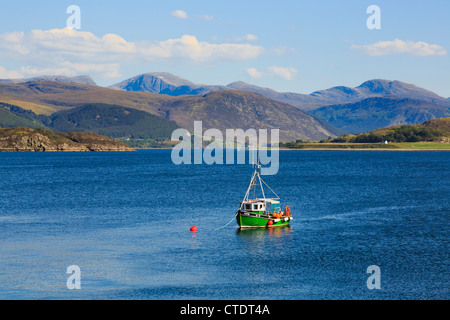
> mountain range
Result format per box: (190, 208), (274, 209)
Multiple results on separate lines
(0, 72), (449, 141)
(109, 73), (450, 111)
(108, 73), (450, 133)
(0, 81), (339, 141)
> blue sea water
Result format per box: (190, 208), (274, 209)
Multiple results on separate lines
(0, 150), (448, 300)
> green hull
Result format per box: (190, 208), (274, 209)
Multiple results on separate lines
(237, 211), (292, 228)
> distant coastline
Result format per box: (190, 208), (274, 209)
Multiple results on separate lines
(277, 142), (450, 151)
(132, 145), (450, 151)
(278, 148), (450, 151)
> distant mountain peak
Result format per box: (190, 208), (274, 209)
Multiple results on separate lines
(108, 72), (198, 93)
(139, 72), (195, 86)
(356, 79), (396, 95)
(108, 72), (231, 96)
(356, 78), (444, 101)
(358, 79), (392, 86)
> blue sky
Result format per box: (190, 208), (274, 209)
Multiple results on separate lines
(0, 0), (449, 97)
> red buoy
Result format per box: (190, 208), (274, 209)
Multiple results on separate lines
(190, 226), (198, 232)
(267, 220), (273, 226)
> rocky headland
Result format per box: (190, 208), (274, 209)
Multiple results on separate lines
(0, 127), (135, 152)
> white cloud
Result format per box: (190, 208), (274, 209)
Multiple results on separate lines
(246, 66), (298, 80)
(235, 34), (258, 42)
(267, 66), (298, 80)
(0, 28), (265, 79)
(170, 10), (188, 19)
(0, 28), (136, 62)
(21, 63), (121, 79)
(351, 39), (447, 56)
(245, 34), (258, 42)
(0, 62), (122, 80)
(139, 35), (264, 62)
(246, 67), (263, 79)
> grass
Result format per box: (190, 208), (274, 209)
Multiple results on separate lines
(281, 142), (450, 150)
(390, 142), (450, 149)
(0, 97), (58, 115)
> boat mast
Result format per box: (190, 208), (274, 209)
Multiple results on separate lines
(239, 155), (279, 210)
(240, 164), (259, 209)
(258, 168), (266, 200)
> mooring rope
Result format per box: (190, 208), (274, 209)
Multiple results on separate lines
(215, 212), (238, 230)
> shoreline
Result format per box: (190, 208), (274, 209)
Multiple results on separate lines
(277, 148), (450, 151)
(0, 149), (134, 152)
(2, 147), (448, 152)
(132, 147), (450, 151)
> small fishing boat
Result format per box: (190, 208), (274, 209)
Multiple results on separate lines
(236, 163), (292, 228)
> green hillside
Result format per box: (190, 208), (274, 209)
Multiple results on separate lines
(422, 117), (450, 132)
(280, 117), (450, 150)
(0, 104), (46, 128)
(42, 103), (179, 139)
(331, 117), (450, 143)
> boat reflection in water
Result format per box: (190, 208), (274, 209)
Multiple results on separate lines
(235, 226), (293, 258)
(236, 225), (292, 238)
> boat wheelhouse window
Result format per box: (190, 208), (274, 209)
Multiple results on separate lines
(245, 204), (252, 210)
